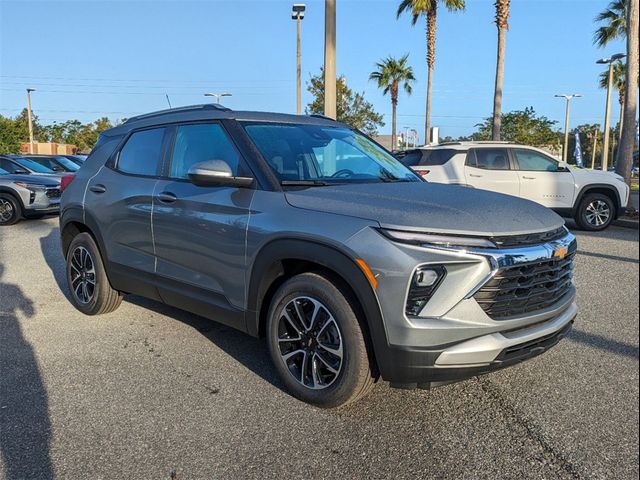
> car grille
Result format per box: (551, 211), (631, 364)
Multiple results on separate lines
(46, 188), (61, 198)
(489, 226), (568, 248)
(474, 244), (577, 320)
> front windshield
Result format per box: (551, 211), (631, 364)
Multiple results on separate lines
(243, 123), (420, 184)
(14, 157), (56, 174)
(0, 167), (8, 175)
(52, 156), (80, 171)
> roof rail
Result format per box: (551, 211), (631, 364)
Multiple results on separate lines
(308, 113), (334, 120)
(125, 104), (230, 124)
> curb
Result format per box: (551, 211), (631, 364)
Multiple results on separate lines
(613, 218), (639, 229)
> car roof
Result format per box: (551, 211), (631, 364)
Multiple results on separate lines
(104, 104), (347, 137)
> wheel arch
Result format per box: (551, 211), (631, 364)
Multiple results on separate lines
(575, 184), (622, 217)
(0, 187), (25, 211)
(246, 238), (388, 375)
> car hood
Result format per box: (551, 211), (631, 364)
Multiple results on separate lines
(568, 165), (624, 183)
(285, 182), (565, 236)
(5, 174), (61, 186)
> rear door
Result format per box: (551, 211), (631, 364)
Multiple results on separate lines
(85, 127), (168, 279)
(151, 122), (255, 321)
(463, 148), (520, 197)
(512, 148), (575, 208)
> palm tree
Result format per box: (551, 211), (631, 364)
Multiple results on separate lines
(593, 0), (627, 47)
(491, 0), (510, 140)
(370, 55), (416, 150)
(599, 60), (627, 140)
(397, 0), (465, 145)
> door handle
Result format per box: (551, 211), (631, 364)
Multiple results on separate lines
(469, 174), (483, 178)
(522, 176), (536, 180)
(89, 184), (106, 194)
(157, 192), (177, 203)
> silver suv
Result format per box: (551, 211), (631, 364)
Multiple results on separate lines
(0, 166), (62, 225)
(60, 105), (578, 407)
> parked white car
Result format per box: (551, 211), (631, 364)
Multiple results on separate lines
(399, 141), (630, 231)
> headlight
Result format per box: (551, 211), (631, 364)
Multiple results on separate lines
(14, 182), (48, 191)
(380, 229), (497, 249)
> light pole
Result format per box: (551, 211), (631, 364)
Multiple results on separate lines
(204, 92), (232, 104)
(597, 53), (625, 170)
(554, 94), (581, 163)
(324, 0), (336, 119)
(292, 4), (305, 115)
(26, 88), (35, 154)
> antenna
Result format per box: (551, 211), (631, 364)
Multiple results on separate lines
(165, 94), (172, 108)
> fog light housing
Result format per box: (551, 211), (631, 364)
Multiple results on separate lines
(406, 265), (447, 316)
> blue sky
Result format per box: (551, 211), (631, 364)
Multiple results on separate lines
(0, 0), (628, 141)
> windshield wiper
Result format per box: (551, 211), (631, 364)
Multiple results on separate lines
(280, 180), (335, 186)
(378, 177), (417, 183)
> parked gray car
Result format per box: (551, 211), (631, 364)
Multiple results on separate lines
(0, 167), (61, 225)
(59, 105), (578, 407)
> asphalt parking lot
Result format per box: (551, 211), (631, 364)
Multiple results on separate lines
(1, 218), (638, 479)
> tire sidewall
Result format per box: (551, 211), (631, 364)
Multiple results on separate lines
(578, 194), (614, 231)
(66, 233), (107, 315)
(0, 193), (22, 226)
(266, 273), (370, 408)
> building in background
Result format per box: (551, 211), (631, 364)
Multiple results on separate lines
(20, 142), (77, 155)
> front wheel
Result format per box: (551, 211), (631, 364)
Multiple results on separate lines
(0, 193), (22, 226)
(266, 272), (376, 408)
(66, 233), (123, 315)
(575, 193), (615, 231)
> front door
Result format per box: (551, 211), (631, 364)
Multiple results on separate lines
(463, 148), (520, 197)
(512, 148), (576, 208)
(152, 122), (255, 322)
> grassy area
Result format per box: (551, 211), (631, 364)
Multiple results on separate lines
(631, 180), (639, 192)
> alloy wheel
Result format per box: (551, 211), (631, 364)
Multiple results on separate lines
(0, 198), (14, 223)
(585, 200), (611, 227)
(276, 296), (343, 390)
(69, 246), (96, 304)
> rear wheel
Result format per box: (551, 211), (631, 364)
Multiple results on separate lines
(66, 233), (123, 315)
(266, 272), (376, 408)
(0, 193), (21, 226)
(575, 193), (615, 231)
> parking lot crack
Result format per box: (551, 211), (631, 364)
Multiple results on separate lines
(477, 378), (583, 479)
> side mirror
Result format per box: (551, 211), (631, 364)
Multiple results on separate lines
(557, 165), (570, 172)
(187, 160), (254, 188)
(15, 169), (30, 174)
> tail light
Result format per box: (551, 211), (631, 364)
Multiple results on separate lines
(414, 168), (430, 177)
(60, 174), (76, 192)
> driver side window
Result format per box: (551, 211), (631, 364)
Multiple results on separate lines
(513, 149), (559, 172)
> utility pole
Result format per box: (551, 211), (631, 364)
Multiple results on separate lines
(555, 94), (581, 163)
(292, 4), (306, 114)
(597, 53), (625, 170)
(26, 88), (35, 154)
(323, 0), (336, 119)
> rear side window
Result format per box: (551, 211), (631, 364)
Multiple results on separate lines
(169, 123), (241, 179)
(117, 128), (165, 176)
(466, 148), (510, 170)
(0, 158), (22, 174)
(399, 150), (423, 167)
(421, 149), (457, 166)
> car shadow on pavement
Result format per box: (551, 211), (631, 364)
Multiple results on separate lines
(568, 329), (639, 360)
(0, 264), (54, 480)
(39, 226), (72, 301)
(126, 295), (287, 392)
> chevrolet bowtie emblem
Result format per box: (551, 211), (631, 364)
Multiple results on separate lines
(553, 246), (568, 260)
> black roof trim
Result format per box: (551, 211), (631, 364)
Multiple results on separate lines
(125, 104), (230, 124)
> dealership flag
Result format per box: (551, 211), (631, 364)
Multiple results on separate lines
(574, 128), (583, 167)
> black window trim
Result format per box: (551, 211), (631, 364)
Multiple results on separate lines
(110, 125), (171, 179)
(465, 147), (513, 171)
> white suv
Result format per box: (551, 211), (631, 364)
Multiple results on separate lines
(400, 142), (630, 230)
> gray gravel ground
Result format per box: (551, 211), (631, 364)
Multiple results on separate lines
(0, 217), (638, 480)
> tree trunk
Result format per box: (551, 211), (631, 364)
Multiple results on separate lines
(492, 0), (510, 141)
(391, 99), (397, 151)
(425, 5), (437, 145)
(615, 0), (638, 211)
(618, 92), (625, 142)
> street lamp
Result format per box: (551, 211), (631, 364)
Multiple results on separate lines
(596, 53), (625, 170)
(26, 88), (35, 154)
(292, 3), (305, 115)
(554, 94), (582, 164)
(204, 92), (232, 104)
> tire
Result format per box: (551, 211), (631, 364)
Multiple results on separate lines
(575, 193), (615, 231)
(66, 232), (123, 315)
(0, 193), (22, 226)
(266, 272), (376, 408)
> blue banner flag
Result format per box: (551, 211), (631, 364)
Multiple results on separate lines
(574, 128), (583, 167)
